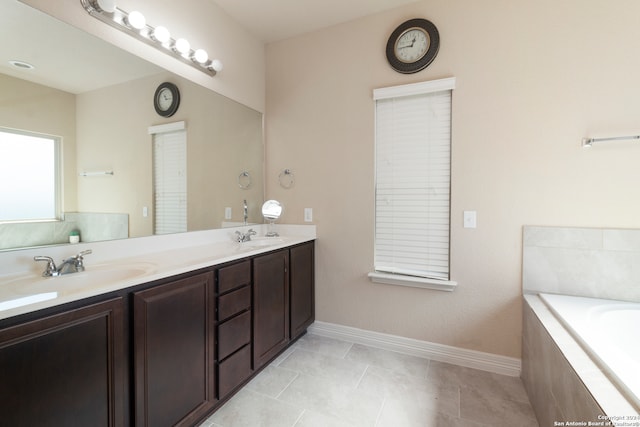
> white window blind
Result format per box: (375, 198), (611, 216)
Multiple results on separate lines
(153, 129), (187, 235)
(373, 78), (454, 283)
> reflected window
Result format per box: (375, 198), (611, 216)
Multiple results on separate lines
(0, 128), (60, 222)
(152, 129), (187, 234)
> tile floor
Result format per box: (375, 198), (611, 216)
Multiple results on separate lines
(202, 334), (539, 427)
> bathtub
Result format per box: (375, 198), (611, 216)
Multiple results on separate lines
(540, 293), (640, 410)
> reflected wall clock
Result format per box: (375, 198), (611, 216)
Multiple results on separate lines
(386, 18), (440, 74)
(154, 82), (180, 117)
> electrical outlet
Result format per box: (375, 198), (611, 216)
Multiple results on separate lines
(304, 208), (313, 222)
(142, 206), (148, 217)
(224, 207), (232, 219)
(463, 211), (477, 228)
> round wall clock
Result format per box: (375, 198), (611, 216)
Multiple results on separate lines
(386, 18), (440, 74)
(154, 82), (180, 117)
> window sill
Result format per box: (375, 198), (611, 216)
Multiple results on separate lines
(368, 272), (457, 292)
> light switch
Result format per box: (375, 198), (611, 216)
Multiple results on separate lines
(142, 206), (148, 217)
(304, 208), (313, 222)
(463, 211), (477, 228)
(225, 207), (232, 219)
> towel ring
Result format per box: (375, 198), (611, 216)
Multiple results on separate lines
(278, 169), (295, 189)
(238, 171), (252, 189)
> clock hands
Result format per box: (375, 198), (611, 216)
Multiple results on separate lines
(398, 36), (417, 49)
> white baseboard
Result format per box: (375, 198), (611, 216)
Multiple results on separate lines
(307, 321), (521, 377)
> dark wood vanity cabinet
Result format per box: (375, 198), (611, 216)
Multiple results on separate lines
(253, 249), (290, 369)
(290, 242), (315, 340)
(215, 260), (252, 399)
(132, 272), (216, 427)
(216, 241), (315, 398)
(0, 297), (125, 427)
(0, 240), (314, 426)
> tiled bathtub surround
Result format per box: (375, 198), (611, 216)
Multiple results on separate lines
(523, 226), (640, 302)
(204, 334), (538, 427)
(522, 225), (640, 425)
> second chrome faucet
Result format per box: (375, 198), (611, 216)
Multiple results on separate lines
(235, 229), (256, 243)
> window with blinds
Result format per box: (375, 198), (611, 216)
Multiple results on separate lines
(371, 78), (456, 291)
(152, 129), (187, 235)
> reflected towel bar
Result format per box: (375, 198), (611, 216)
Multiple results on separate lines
(582, 135), (640, 147)
(79, 171), (114, 177)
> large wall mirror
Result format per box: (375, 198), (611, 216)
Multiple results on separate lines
(0, 1), (264, 251)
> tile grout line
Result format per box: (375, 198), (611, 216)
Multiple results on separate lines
(353, 364), (370, 390)
(340, 341), (355, 359)
(424, 357), (432, 380)
(273, 346), (297, 367)
(290, 409), (306, 427)
(373, 396), (387, 427)
(274, 370), (300, 400)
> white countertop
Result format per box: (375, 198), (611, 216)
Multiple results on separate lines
(0, 224), (316, 321)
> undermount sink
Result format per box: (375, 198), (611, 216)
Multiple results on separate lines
(6, 262), (157, 297)
(240, 237), (285, 248)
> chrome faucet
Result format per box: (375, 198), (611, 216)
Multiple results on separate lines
(243, 199), (248, 225)
(235, 229), (256, 243)
(34, 249), (92, 277)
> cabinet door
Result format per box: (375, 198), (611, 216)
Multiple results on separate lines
(290, 242), (315, 340)
(0, 297), (125, 427)
(133, 272), (215, 427)
(253, 250), (289, 369)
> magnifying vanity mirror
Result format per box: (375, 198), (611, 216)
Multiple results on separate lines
(0, 1), (264, 251)
(261, 200), (283, 237)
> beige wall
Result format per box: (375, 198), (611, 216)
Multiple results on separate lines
(265, 0), (640, 358)
(0, 73), (77, 212)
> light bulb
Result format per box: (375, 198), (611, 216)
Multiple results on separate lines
(174, 38), (191, 55)
(151, 26), (171, 44)
(193, 49), (209, 64)
(95, 0), (116, 13)
(126, 11), (146, 30)
(210, 59), (223, 72)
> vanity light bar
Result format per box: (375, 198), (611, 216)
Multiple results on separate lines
(80, 0), (223, 76)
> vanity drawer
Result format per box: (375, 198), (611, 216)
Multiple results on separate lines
(217, 260), (251, 294)
(218, 311), (251, 361)
(218, 285), (251, 322)
(218, 344), (252, 398)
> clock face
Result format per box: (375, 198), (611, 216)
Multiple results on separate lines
(395, 28), (430, 63)
(157, 88), (173, 111)
(386, 18), (440, 74)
